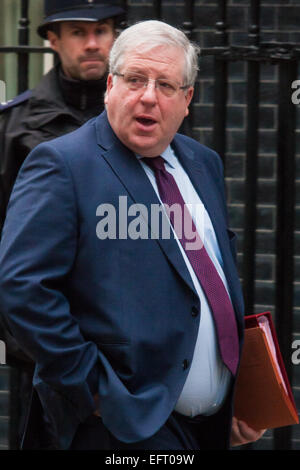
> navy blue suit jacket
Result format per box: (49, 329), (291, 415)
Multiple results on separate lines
(0, 111), (244, 449)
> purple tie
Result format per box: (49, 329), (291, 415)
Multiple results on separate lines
(143, 156), (239, 375)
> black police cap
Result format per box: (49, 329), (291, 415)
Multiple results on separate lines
(37, 0), (125, 39)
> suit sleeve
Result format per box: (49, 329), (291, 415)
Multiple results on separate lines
(0, 143), (100, 432)
(0, 111), (8, 232)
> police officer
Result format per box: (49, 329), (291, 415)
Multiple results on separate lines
(0, 0), (125, 449)
(0, 0), (125, 232)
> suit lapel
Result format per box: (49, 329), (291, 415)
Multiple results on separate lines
(94, 112), (197, 296)
(172, 135), (228, 252)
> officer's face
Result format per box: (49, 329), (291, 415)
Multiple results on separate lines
(47, 20), (116, 81)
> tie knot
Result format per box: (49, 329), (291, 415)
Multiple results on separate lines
(143, 156), (165, 172)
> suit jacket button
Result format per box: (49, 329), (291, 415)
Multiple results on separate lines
(182, 359), (189, 370)
(191, 306), (199, 317)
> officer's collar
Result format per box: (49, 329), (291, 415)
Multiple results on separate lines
(58, 65), (107, 111)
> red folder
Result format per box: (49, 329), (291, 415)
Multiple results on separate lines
(234, 312), (299, 430)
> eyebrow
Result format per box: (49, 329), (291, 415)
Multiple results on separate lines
(125, 68), (172, 77)
(124, 69), (179, 82)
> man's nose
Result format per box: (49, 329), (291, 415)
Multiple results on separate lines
(85, 34), (100, 50)
(140, 80), (158, 104)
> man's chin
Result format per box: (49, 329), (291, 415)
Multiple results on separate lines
(80, 66), (106, 81)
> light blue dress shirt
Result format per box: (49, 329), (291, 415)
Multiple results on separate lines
(138, 145), (231, 417)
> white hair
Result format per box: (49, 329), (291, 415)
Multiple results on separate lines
(109, 20), (200, 87)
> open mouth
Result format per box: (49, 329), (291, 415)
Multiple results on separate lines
(136, 117), (157, 126)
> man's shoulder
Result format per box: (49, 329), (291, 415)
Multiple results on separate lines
(175, 132), (221, 160)
(32, 116), (98, 157)
(174, 132), (224, 178)
(0, 89), (33, 113)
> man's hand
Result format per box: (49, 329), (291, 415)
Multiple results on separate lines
(230, 416), (266, 447)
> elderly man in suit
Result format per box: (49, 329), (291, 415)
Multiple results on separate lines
(0, 20), (265, 450)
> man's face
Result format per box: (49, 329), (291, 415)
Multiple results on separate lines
(105, 45), (194, 157)
(47, 20), (115, 81)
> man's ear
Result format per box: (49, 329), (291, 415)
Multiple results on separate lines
(104, 74), (114, 105)
(47, 30), (60, 52)
(184, 87), (194, 117)
(106, 73), (113, 91)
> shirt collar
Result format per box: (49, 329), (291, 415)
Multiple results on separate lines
(136, 145), (176, 169)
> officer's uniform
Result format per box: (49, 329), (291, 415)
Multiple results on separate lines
(0, 65), (107, 232)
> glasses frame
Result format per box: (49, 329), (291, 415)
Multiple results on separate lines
(113, 72), (191, 97)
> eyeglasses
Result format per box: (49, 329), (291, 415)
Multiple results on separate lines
(114, 72), (190, 97)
